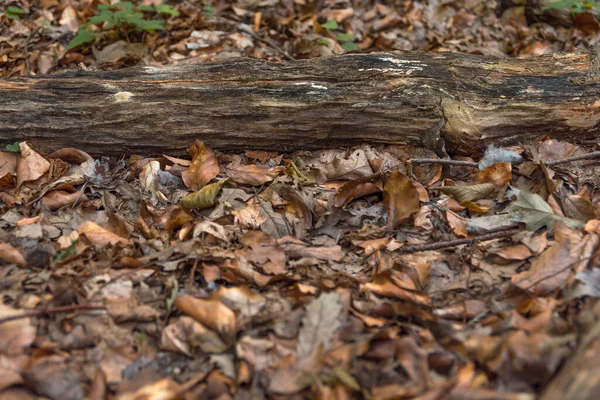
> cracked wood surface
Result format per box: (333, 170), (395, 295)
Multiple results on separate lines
(1, 49), (599, 156)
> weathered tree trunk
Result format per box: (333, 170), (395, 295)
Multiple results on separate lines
(1, 49), (599, 156)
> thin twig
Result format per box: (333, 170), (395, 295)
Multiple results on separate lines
(409, 159), (478, 167)
(0, 304), (105, 325)
(396, 228), (521, 254)
(545, 150), (600, 167)
(23, 27), (41, 76)
(237, 24), (296, 61)
(410, 150), (600, 169)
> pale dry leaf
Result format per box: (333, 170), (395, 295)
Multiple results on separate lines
(438, 183), (495, 203)
(0, 304), (35, 355)
(78, 221), (129, 246)
(297, 291), (343, 359)
(16, 142), (50, 188)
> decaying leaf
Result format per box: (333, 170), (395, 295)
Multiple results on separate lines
(297, 292), (343, 359)
(438, 183), (495, 203)
(383, 169), (420, 229)
(180, 178), (229, 210)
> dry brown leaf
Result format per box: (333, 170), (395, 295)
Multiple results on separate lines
(0, 304), (35, 354)
(181, 140), (219, 190)
(173, 294), (236, 341)
(78, 221), (129, 246)
(42, 190), (87, 211)
(334, 177), (382, 208)
(438, 183), (495, 203)
(383, 169), (420, 229)
(224, 160), (281, 186)
(0, 243), (26, 267)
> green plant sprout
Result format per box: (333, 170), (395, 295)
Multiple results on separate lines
(2, 6), (28, 20)
(5, 142), (20, 153)
(543, 0), (600, 13)
(318, 19), (358, 52)
(67, 1), (179, 50)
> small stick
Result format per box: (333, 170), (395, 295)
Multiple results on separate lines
(237, 24), (296, 61)
(23, 27), (41, 76)
(396, 228), (521, 254)
(410, 150), (600, 169)
(0, 304), (105, 325)
(545, 150), (600, 167)
(409, 159), (478, 167)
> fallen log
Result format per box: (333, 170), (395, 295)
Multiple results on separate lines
(1, 49), (599, 156)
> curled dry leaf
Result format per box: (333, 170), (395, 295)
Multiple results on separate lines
(140, 161), (168, 203)
(42, 190), (87, 211)
(361, 271), (431, 307)
(16, 142), (50, 188)
(0, 243), (26, 267)
(383, 169), (420, 230)
(564, 194), (597, 222)
(472, 162), (512, 188)
(224, 160), (282, 186)
(78, 221), (129, 246)
(460, 199), (491, 213)
(173, 294), (236, 341)
(161, 316), (228, 355)
(334, 177), (382, 208)
(47, 148), (93, 164)
(211, 286), (266, 318)
(180, 178), (229, 210)
(438, 183), (495, 203)
(182, 140), (219, 190)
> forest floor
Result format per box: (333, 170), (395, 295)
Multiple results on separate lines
(2, 1), (600, 399)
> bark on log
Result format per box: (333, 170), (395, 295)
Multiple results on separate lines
(1, 49), (599, 156)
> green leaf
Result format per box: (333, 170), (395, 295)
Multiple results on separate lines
(336, 32), (356, 42)
(542, 0), (577, 11)
(5, 142), (20, 153)
(321, 19), (338, 30)
(89, 10), (113, 24)
(341, 41), (359, 51)
(113, 1), (134, 12)
(66, 28), (96, 50)
(203, 6), (216, 17)
(155, 4), (180, 16)
(134, 19), (165, 31)
(6, 6), (28, 20)
(504, 190), (583, 231)
(136, 5), (155, 12)
(317, 38), (330, 46)
(333, 367), (360, 391)
(7, 6), (27, 15)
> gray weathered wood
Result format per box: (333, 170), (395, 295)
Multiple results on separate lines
(1, 50), (599, 156)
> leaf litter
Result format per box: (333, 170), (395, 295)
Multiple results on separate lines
(2, 137), (600, 398)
